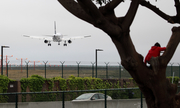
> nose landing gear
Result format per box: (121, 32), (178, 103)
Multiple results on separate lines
(63, 41), (67, 46)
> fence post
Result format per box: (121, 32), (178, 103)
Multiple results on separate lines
(91, 62), (95, 77)
(105, 62), (109, 79)
(76, 62), (81, 77)
(43, 61), (48, 78)
(62, 92), (65, 108)
(179, 64), (180, 78)
(170, 63), (174, 76)
(16, 93), (18, 108)
(25, 61), (29, 78)
(141, 91), (143, 108)
(118, 62), (121, 79)
(105, 89), (107, 108)
(6, 61), (10, 77)
(60, 61), (65, 78)
(178, 63), (180, 78)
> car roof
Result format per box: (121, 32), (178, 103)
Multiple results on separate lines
(81, 93), (102, 95)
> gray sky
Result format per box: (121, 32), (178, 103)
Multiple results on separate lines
(0, 0), (179, 65)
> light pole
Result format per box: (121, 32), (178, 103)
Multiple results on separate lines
(95, 49), (103, 78)
(1, 46), (10, 75)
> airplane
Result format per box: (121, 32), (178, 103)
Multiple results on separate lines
(23, 21), (91, 46)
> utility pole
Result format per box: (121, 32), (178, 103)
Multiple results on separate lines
(16, 58), (28, 72)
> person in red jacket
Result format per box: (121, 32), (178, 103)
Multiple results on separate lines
(144, 42), (166, 64)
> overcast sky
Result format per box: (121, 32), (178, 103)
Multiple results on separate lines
(0, 0), (179, 65)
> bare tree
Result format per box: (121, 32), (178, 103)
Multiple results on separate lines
(57, 0), (180, 107)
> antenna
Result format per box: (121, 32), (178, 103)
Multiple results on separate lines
(54, 21), (56, 34)
(16, 58), (28, 72)
(29, 60), (40, 70)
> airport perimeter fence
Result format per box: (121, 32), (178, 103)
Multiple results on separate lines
(0, 61), (180, 80)
(0, 88), (144, 108)
(1, 87), (180, 108)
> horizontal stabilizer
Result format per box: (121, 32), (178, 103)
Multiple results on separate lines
(84, 35), (91, 38)
(23, 35), (30, 37)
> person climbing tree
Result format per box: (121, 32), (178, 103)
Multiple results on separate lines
(144, 42), (166, 64)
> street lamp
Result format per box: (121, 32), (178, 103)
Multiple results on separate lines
(1, 46), (10, 75)
(95, 49), (103, 78)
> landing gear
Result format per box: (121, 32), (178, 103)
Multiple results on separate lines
(44, 40), (51, 46)
(63, 41), (67, 46)
(48, 41), (51, 46)
(58, 42), (60, 45)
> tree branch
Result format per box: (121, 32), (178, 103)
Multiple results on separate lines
(77, 0), (122, 37)
(121, 0), (140, 32)
(77, 0), (104, 20)
(57, 0), (93, 24)
(104, 0), (124, 11)
(140, 0), (180, 24)
(161, 26), (180, 65)
(174, 0), (180, 21)
(97, 0), (124, 27)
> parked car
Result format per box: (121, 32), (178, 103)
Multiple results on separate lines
(72, 93), (112, 101)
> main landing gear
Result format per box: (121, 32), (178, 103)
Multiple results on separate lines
(63, 41), (67, 46)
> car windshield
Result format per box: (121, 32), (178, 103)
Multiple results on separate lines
(75, 94), (93, 100)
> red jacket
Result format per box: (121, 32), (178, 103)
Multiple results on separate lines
(144, 46), (166, 64)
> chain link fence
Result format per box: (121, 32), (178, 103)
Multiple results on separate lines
(0, 61), (180, 80)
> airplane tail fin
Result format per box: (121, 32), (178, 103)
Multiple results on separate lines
(54, 21), (56, 34)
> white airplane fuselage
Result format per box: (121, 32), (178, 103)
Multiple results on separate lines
(52, 34), (62, 42)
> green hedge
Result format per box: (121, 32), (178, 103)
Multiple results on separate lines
(53, 75), (121, 90)
(167, 76), (179, 84)
(0, 75), (14, 102)
(19, 75), (141, 101)
(0, 75), (178, 102)
(20, 75), (54, 102)
(0, 75), (142, 102)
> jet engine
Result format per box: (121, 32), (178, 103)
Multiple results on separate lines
(44, 40), (48, 43)
(68, 40), (72, 44)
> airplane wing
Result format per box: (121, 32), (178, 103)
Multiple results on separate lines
(23, 35), (53, 40)
(62, 35), (91, 41)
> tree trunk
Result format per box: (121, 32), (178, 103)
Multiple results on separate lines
(111, 26), (180, 108)
(57, 0), (180, 107)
